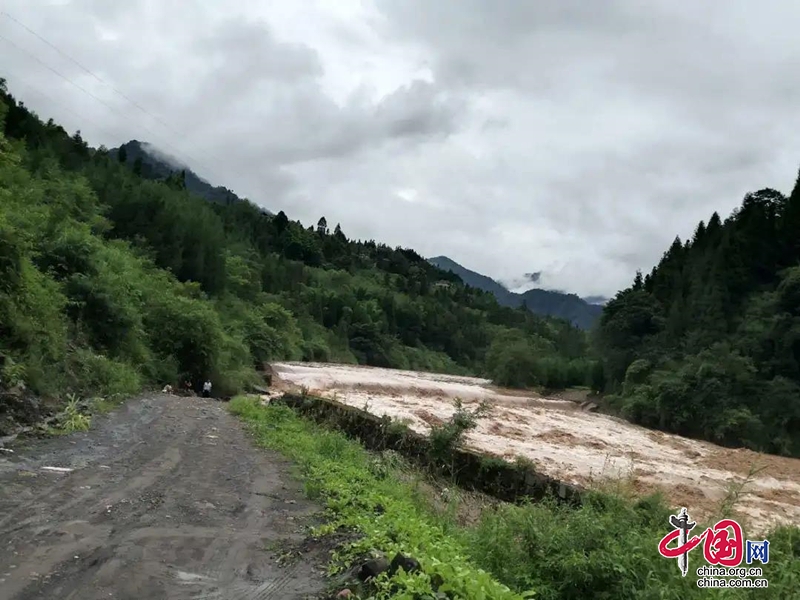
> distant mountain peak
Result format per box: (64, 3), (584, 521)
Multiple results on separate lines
(583, 295), (609, 306)
(428, 256), (602, 329)
(137, 141), (190, 172)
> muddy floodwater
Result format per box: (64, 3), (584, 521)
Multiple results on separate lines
(272, 362), (800, 534)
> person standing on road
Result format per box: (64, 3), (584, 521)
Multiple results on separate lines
(202, 380), (212, 398)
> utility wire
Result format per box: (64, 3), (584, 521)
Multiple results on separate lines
(0, 31), (218, 177)
(1, 10), (173, 131)
(1, 8), (242, 173)
(0, 12), (263, 200)
(13, 76), (131, 143)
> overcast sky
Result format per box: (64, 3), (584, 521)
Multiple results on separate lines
(3, 1), (800, 298)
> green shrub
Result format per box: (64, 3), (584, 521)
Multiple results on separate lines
(59, 393), (91, 433)
(64, 349), (141, 399)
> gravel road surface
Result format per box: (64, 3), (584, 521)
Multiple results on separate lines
(0, 394), (328, 600)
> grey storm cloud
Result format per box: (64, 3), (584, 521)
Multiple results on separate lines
(2, 0), (800, 298)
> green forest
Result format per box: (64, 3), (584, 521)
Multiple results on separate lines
(0, 79), (591, 409)
(595, 187), (800, 457)
(3, 74), (800, 461)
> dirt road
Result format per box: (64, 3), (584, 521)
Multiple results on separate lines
(0, 395), (329, 600)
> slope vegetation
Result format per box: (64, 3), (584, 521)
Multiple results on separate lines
(113, 139), (255, 208)
(0, 79), (594, 426)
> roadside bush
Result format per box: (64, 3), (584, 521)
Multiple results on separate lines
(143, 286), (226, 381)
(59, 393), (92, 433)
(233, 299), (303, 365)
(64, 349), (142, 399)
(469, 493), (693, 600)
(429, 398), (491, 476)
(0, 242), (68, 395)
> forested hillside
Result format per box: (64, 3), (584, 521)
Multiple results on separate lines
(113, 140), (254, 208)
(0, 79), (594, 418)
(595, 186), (800, 457)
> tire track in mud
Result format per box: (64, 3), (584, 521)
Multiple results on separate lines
(0, 395), (330, 600)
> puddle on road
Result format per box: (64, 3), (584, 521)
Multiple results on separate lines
(175, 570), (212, 583)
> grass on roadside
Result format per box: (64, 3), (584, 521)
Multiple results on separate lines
(48, 392), (130, 435)
(230, 395), (529, 600)
(90, 393), (130, 415)
(229, 395), (800, 600)
(59, 394), (91, 432)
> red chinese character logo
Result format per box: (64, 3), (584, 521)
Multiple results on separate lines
(702, 518), (743, 567)
(658, 509), (745, 576)
(657, 527), (703, 558)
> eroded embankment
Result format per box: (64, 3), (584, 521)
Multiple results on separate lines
(272, 392), (582, 506)
(270, 361), (800, 534)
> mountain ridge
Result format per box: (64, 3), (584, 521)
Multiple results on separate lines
(115, 140), (603, 327)
(112, 139), (606, 327)
(428, 256), (603, 329)
(112, 140), (271, 213)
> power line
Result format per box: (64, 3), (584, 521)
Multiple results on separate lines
(12, 77), (130, 143)
(0, 31), (218, 178)
(0, 10), (171, 130)
(0, 10), (265, 201)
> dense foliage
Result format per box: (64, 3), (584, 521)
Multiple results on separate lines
(0, 79), (593, 403)
(595, 185), (800, 457)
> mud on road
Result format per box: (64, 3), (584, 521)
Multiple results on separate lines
(0, 395), (329, 600)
